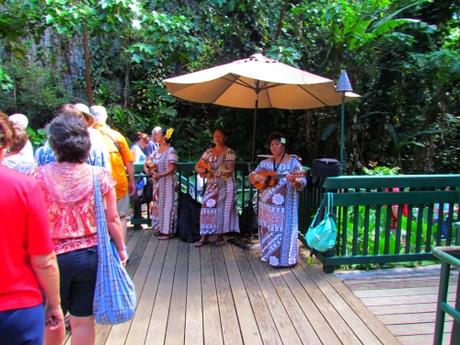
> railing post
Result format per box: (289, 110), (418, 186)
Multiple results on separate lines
(433, 261), (450, 345)
(433, 247), (460, 345)
(454, 221), (460, 345)
(455, 222), (460, 246)
(452, 274), (460, 345)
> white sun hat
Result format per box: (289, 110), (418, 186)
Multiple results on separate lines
(9, 113), (29, 128)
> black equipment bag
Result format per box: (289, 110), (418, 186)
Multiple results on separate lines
(142, 179), (153, 204)
(177, 192), (201, 243)
(239, 203), (258, 237)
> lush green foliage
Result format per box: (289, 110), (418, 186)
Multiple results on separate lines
(362, 163), (401, 175)
(0, 0), (458, 172)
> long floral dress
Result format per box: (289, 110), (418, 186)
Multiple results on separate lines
(199, 148), (239, 235)
(254, 156), (306, 267)
(149, 146), (178, 236)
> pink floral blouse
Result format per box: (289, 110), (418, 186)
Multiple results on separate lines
(35, 163), (115, 254)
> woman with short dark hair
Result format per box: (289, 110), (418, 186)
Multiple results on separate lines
(48, 115), (92, 163)
(35, 114), (126, 345)
(194, 128), (239, 246)
(249, 132), (306, 267)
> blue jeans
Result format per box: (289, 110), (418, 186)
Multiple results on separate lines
(0, 304), (45, 345)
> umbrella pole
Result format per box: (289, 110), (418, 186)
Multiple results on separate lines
(339, 93), (345, 173)
(251, 98), (258, 162)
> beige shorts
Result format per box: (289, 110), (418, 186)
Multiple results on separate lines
(117, 194), (130, 218)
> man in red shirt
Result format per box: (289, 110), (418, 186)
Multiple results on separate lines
(0, 113), (64, 345)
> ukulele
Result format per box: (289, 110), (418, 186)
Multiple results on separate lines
(196, 160), (213, 178)
(253, 170), (306, 190)
(144, 158), (157, 175)
(196, 160), (231, 179)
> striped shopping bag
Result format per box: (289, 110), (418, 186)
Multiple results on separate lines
(92, 170), (136, 324)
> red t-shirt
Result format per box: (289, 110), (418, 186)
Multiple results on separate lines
(0, 165), (53, 311)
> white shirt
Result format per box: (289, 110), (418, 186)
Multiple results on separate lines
(18, 140), (35, 164)
(88, 128), (111, 172)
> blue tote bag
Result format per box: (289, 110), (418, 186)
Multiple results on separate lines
(305, 192), (337, 252)
(93, 171), (136, 324)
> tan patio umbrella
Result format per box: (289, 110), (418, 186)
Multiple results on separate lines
(163, 53), (360, 160)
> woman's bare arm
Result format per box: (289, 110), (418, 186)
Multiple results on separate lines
(30, 252), (65, 335)
(104, 186), (127, 264)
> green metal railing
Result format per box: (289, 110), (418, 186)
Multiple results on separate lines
(176, 162), (257, 210)
(132, 162), (316, 232)
(299, 175), (460, 272)
(433, 244), (460, 345)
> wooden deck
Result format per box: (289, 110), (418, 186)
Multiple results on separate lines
(337, 266), (458, 345)
(67, 229), (402, 345)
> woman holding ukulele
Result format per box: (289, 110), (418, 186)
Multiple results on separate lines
(249, 132), (306, 267)
(194, 129), (239, 247)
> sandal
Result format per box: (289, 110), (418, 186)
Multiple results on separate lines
(158, 234), (173, 240)
(215, 236), (226, 246)
(194, 237), (209, 247)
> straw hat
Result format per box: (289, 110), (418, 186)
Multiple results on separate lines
(74, 103), (95, 127)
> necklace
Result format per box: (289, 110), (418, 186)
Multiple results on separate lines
(273, 152), (286, 172)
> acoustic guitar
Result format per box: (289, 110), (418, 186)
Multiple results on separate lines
(253, 170), (306, 190)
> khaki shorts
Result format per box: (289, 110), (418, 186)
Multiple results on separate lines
(117, 194), (130, 218)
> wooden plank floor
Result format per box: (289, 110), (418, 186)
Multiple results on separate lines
(63, 229), (401, 345)
(337, 266), (459, 345)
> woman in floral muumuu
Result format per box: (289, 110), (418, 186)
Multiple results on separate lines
(194, 129), (239, 247)
(145, 127), (178, 240)
(249, 132), (306, 267)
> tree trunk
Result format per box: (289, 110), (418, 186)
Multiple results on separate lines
(82, 28), (94, 105)
(274, 1), (289, 40)
(122, 62), (130, 108)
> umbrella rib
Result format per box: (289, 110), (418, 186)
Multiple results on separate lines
(297, 84), (329, 107)
(211, 75), (281, 104)
(222, 75), (281, 92)
(261, 83), (283, 91)
(266, 88), (273, 108)
(209, 74), (241, 103)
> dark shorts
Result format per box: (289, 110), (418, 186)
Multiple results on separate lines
(0, 304), (44, 345)
(57, 247), (98, 317)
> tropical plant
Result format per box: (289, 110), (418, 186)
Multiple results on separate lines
(0, 67), (13, 92)
(0, 0), (458, 172)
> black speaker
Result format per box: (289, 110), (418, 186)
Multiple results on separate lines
(310, 158), (341, 185)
